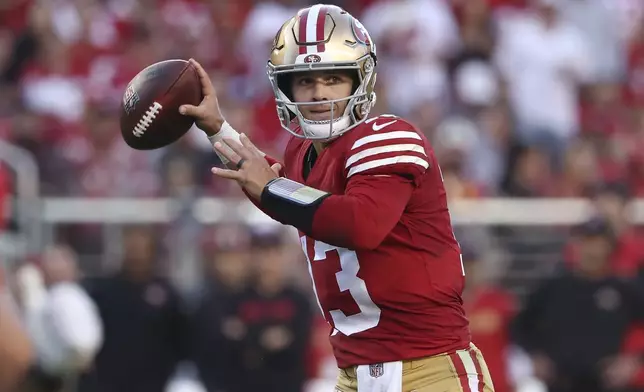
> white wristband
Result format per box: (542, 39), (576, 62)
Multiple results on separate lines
(208, 121), (240, 164)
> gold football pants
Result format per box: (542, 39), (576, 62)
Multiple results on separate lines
(336, 343), (495, 392)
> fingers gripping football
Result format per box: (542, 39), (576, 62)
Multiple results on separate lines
(178, 59), (225, 136)
(212, 134), (281, 200)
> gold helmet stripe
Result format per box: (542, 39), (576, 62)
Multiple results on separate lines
(298, 4), (328, 55)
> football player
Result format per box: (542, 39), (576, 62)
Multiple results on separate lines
(181, 4), (493, 391)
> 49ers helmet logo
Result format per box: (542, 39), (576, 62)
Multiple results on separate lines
(351, 18), (371, 46)
(304, 54), (322, 63)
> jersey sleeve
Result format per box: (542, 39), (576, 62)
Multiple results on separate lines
(263, 155), (285, 177)
(309, 174), (415, 250)
(344, 118), (429, 186)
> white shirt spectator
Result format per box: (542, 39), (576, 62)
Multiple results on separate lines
(30, 282), (103, 375)
(495, 8), (592, 141)
(606, 0), (644, 43)
(557, 0), (625, 81)
(17, 257), (103, 377)
(361, 0), (460, 114)
(239, 2), (298, 98)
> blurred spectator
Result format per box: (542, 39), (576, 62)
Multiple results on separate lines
(241, 228), (313, 392)
(19, 245), (102, 376)
(591, 183), (644, 391)
(453, 0), (495, 55)
(0, 264), (34, 391)
(0, 163), (9, 230)
(79, 225), (187, 392)
(191, 226), (313, 392)
(565, 183), (644, 276)
(160, 136), (211, 198)
(495, 0), (592, 162)
(555, 0), (625, 82)
(436, 59), (511, 194)
(551, 138), (599, 197)
(238, 0), (299, 100)
(502, 144), (552, 197)
(625, 21), (644, 107)
(512, 217), (644, 392)
(463, 247), (517, 392)
(591, 183), (644, 276)
(191, 224), (254, 392)
(14, 244), (102, 392)
(362, 0), (460, 115)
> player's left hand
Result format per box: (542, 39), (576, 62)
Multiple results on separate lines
(211, 133), (281, 200)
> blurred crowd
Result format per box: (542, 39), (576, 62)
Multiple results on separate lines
(2, 0), (644, 391)
(2, 0), (644, 201)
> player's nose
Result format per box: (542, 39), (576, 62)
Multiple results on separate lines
(311, 82), (329, 102)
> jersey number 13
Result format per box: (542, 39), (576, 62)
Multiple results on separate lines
(301, 237), (382, 336)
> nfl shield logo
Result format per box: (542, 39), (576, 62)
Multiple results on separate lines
(369, 363), (384, 378)
(122, 84), (140, 115)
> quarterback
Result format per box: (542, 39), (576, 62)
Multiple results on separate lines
(181, 4), (493, 392)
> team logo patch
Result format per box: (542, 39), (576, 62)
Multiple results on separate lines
(123, 84), (140, 115)
(369, 363), (384, 378)
(352, 18), (371, 46)
(304, 54), (322, 63)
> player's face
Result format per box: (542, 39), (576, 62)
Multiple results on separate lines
(210, 251), (251, 289)
(594, 194), (626, 226)
(41, 246), (77, 286)
(291, 70), (354, 122)
(578, 235), (612, 275)
(122, 227), (156, 278)
(254, 246), (288, 281)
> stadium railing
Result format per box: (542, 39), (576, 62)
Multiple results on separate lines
(4, 142), (644, 296)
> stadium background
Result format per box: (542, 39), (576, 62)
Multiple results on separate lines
(1, 0), (644, 391)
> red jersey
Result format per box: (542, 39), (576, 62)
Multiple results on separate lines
(278, 115), (470, 368)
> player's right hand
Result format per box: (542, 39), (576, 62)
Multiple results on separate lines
(179, 58), (225, 136)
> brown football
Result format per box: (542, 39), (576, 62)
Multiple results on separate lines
(120, 59), (202, 150)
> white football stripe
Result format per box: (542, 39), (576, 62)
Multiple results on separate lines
(351, 131), (422, 150)
(347, 156), (429, 177)
(306, 4), (322, 54)
(345, 144), (426, 168)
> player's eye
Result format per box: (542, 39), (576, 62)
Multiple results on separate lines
(296, 77), (314, 86)
(325, 75), (342, 84)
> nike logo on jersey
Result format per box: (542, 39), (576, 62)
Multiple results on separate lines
(372, 120), (397, 131)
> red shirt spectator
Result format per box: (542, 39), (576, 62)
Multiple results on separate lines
(0, 0), (32, 33)
(465, 286), (517, 392)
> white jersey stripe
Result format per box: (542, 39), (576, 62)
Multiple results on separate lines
(305, 4), (322, 54)
(351, 131), (422, 150)
(345, 144), (426, 168)
(347, 156), (429, 177)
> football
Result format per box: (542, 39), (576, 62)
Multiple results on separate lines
(120, 59), (202, 150)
